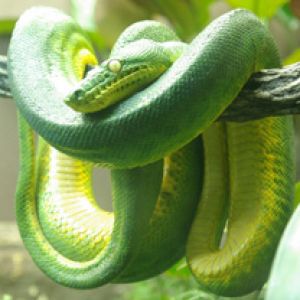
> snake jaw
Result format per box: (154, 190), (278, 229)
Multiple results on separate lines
(64, 63), (168, 113)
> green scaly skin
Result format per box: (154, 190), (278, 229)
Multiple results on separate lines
(17, 113), (203, 288)
(7, 7), (295, 296)
(64, 39), (186, 113)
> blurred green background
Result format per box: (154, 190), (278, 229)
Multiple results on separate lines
(1, 0), (300, 299)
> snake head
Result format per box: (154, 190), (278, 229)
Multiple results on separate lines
(65, 39), (176, 113)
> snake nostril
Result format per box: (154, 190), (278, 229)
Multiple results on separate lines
(74, 89), (84, 100)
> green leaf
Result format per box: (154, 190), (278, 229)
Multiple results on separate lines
(284, 48), (300, 65)
(294, 182), (300, 208)
(277, 4), (300, 31)
(130, 0), (214, 40)
(0, 19), (16, 36)
(0, 19), (15, 99)
(71, 0), (97, 32)
(71, 0), (150, 51)
(71, 0), (107, 53)
(226, 0), (288, 18)
(265, 205), (300, 299)
(188, 0), (215, 34)
(165, 259), (192, 278)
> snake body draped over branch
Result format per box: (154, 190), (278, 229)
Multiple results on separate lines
(6, 7), (295, 297)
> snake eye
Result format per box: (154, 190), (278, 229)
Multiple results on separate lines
(108, 59), (122, 73)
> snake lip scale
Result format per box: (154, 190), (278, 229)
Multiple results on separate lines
(7, 6), (295, 297)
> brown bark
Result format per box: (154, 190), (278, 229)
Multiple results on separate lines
(2, 54), (300, 122)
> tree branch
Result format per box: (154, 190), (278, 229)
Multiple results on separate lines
(220, 62), (300, 121)
(1, 54), (300, 122)
(0, 55), (11, 98)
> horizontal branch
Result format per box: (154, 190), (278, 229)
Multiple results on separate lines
(0, 55), (11, 98)
(1, 54), (300, 122)
(220, 62), (300, 121)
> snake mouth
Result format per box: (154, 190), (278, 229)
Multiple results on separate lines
(65, 64), (167, 113)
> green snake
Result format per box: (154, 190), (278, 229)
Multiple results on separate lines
(6, 7), (295, 297)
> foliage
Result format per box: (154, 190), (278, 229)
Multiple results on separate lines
(129, 0), (214, 40)
(118, 260), (264, 300)
(284, 48), (300, 64)
(264, 205), (300, 299)
(294, 182), (300, 207)
(0, 19), (16, 36)
(227, 0), (288, 18)
(71, 0), (107, 53)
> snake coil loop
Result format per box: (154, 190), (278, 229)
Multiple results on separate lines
(7, 7), (295, 297)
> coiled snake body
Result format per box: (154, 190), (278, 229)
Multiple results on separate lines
(7, 7), (295, 297)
